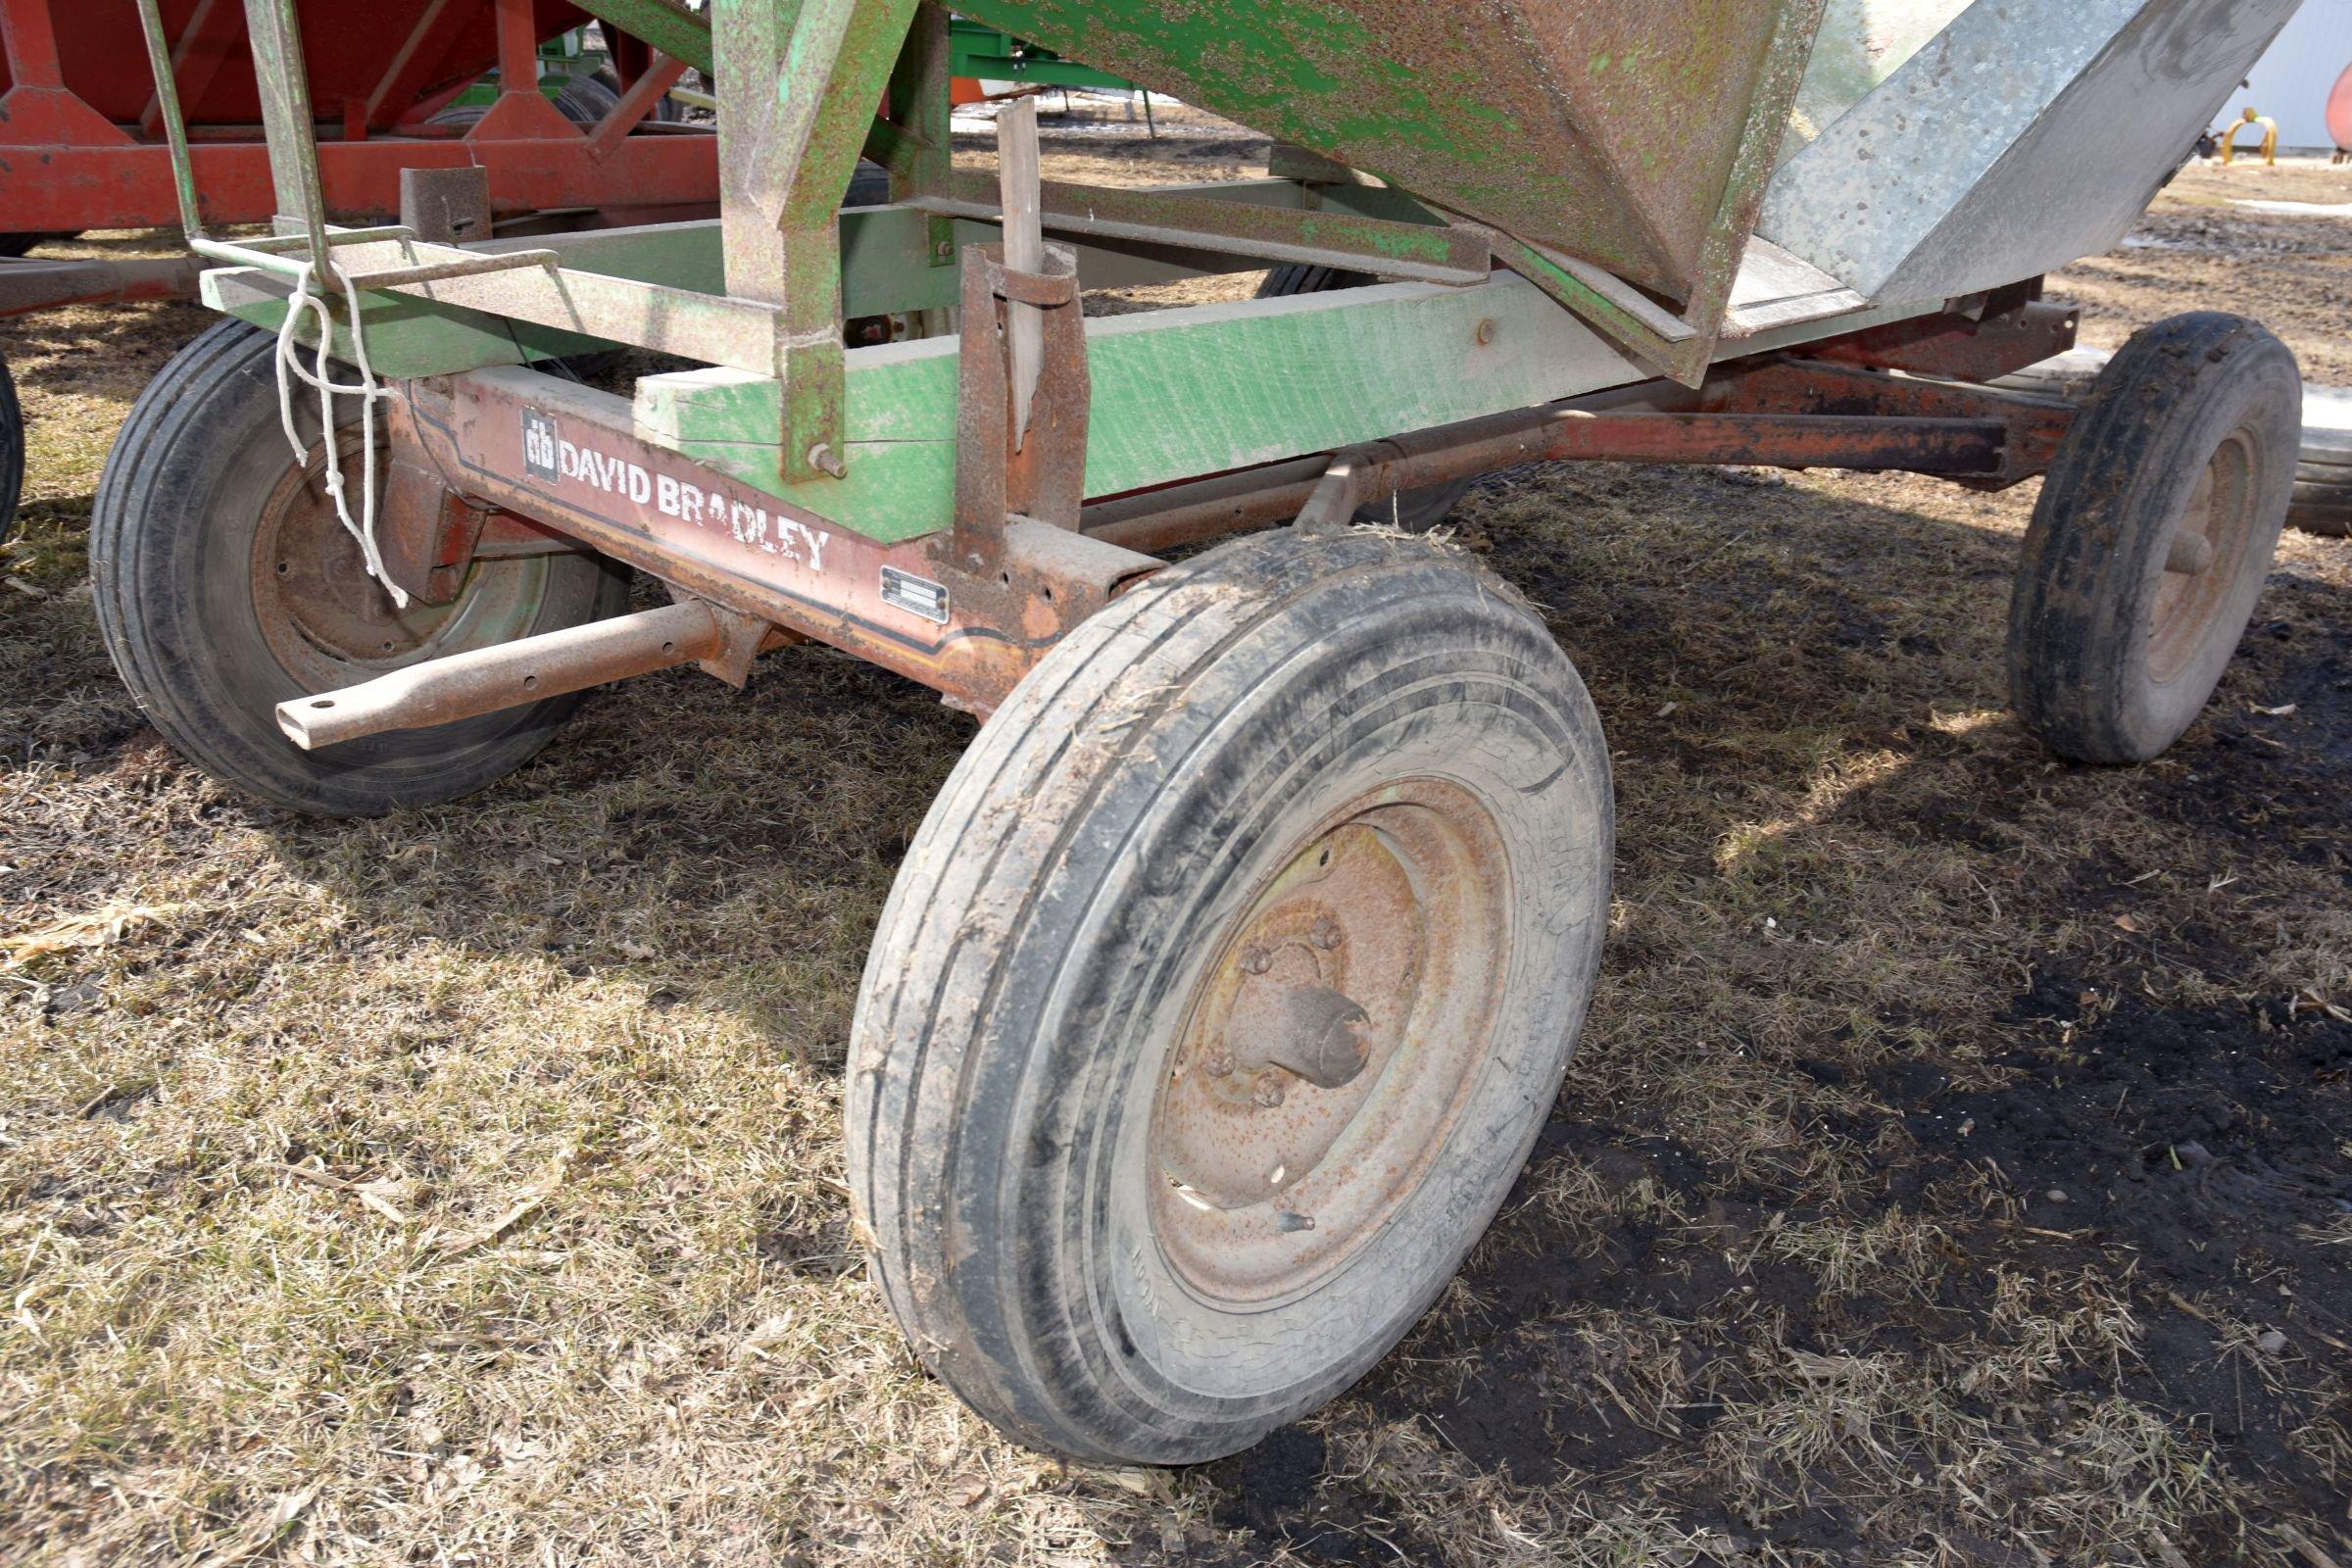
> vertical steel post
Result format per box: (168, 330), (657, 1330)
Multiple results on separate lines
(239, 0), (335, 280)
(493, 0), (540, 101)
(884, 3), (957, 270)
(712, 0), (919, 482)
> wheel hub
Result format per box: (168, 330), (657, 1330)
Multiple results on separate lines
(1216, 935), (1371, 1096)
(2148, 432), (2256, 687)
(248, 439), (548, 692)
(1149, 783), (1512, 1304)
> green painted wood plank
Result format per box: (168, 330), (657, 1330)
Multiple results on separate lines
(639, 272), (1645, 544)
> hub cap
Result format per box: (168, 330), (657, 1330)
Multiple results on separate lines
(1150, 780), (1513, 1305)
(2148, 432), (2257, 687)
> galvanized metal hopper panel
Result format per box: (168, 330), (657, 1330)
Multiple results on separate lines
(1759, 0), (2304, 304)
(952, 0), (1824, 302)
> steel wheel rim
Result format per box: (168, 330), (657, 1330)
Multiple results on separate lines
(249, 439), (551, 693)
(2147, 431), (2257, 688)
(1148, 778), (1514, 1307)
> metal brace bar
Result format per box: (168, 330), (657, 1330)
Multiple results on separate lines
(920, 168), (1493, 285)
(237, 226), (416, 254)
(341, 250), (563, 289)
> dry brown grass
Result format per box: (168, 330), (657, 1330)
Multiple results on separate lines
(2, 130), (2348, 1566)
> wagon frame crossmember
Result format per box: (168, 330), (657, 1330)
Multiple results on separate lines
(99, 0), (2308, 1466)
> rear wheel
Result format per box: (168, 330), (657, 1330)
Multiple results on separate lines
(1257, 265), (1478, 532)
(91, 320), (629, 815)
(849, 529), (1614, 1463)
(2008, 312), (2298, 763)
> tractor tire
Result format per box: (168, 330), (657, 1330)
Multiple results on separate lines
(591, 65), (685, 123)
(2008, 312), (2298, 763)
(843, 159), (894, 208)
(849, 528), (1614, 1464)
(548, 73), (619, 127)
(430, 77), (613, 136)
(1257, 265), (1478, 532)
(91, 320), (629, 815)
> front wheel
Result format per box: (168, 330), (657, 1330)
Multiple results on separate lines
(91, 320), (629, 815)
(849, 529), (1614, 1463)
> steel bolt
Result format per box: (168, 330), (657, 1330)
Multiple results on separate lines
(1203, 1052), (1237, 1079)
(806, 443), (849, 479)
(1251, 1076), (1288, 1109)
(1475, 318), (1497, 346)
(1310, 916), (1344, 952)
(1240, 945), (1274, 976)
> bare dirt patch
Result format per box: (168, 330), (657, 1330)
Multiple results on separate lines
(2, 122), (2347, 1566)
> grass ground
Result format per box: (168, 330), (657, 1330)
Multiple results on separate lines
(2, 114), (2348, 1566)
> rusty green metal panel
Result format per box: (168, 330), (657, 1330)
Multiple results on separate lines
(953, 0), (1825, 300)
(569, 0), (714, 74)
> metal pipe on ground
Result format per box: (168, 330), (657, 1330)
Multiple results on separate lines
(277, 600), (727, 751)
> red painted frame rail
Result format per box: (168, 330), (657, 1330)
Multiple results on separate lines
(0, 0), (716, 233)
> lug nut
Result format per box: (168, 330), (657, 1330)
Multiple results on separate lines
(1251, 1076), (1288, 1108)
(1202, 1053), (1237, 1079)
(1310, 916), (1344, 951)
(1240, 945), (1274, 975)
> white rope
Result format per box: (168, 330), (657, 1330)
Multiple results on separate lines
(272, 260), (408, 610)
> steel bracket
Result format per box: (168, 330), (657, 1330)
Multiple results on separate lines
(949, 240), (1090, 571)
(398, 166), (494, 248)
(684, 596), (781, 688)
(1808, 287), (2081, 384)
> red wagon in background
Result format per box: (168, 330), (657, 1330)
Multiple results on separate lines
(0, 0), (716, 537)
(0, 0), (714, 241)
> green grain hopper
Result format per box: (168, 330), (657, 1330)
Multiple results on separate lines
(106, 0), (2308, 1464)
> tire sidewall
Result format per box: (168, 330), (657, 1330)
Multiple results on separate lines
(2117, 354), (2295, 751)
(0, 354), (21, 543)
(1085, 654), (1607, 1422)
